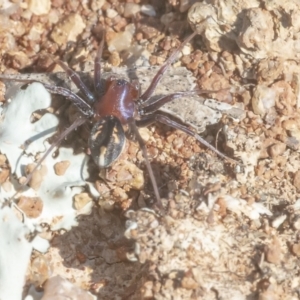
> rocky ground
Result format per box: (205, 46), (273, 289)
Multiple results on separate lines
(1, 0), (300, 299)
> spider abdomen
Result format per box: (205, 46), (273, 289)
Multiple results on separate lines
(89, 116), (126, 168)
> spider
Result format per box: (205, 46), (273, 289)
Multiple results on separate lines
(0, 31), (236, 212)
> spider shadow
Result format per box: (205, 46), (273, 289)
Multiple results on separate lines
(13, 126), (58, 175)
(48, 206), (148, 298)
(30, 126), (233, 298)
(44, 157), (196, 298)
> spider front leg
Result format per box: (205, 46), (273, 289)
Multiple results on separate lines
(55, 60), (95, 104)
(140, 31), (197, 103)
(42, 83), (94, 117)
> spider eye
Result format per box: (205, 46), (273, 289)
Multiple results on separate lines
(116, 79), (126, 86)
(89, 116), (125, 168)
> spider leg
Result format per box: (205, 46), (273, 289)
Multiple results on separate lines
(94, 37), (105, 95)
(22, 116), (87, 186)
(139, 31), (197, 102)
(55, 60), (95, 103)
(140, 89), (223, 113)
(0, 77), (94, 117)
(137, 113), (238, 165)
(128, 118), (164, 213)
(42, 83), (94, 117)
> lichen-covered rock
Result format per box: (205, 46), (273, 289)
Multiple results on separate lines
(237, 8), (274, 59)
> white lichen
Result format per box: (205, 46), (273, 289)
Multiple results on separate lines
(0, 207), (34, 300)
(0, 82), (91, 230)
(0, 81), (95, 299)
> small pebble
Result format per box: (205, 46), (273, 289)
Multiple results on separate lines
(293, 170), (300, 191)
(43, 276), (95, 299)
(73, 193), (92, 210)
(31, 256), (51, 286)
(109, 51), (121, 66)
(271, 215), (286, 228)
(106, 8), (118, 19)
(265, 237), (281, 264)
(293, 217), (300, 230)
(139, 127), (151, 142)
(0, 167), (9, 184)
(291, 243), (300, 257)
(54, 160), (70, 176)
(269, 142), (286, 158)
(50, 14), (86, 46)
(26, 164), (47, 191)
(17, 196), (43, 218)
(124, 3), (140, 18)
(107, 25), (135, 53)
(5, 51), (31, 69)
(252, 85), (276, 116)
(141, 4), (156, 17)
(181, 277), (198, 289)
(28, 0), (51, 15)
(182, 44), (192, 56)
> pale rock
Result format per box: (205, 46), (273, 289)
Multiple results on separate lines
(50, 14), (86, 46)
(107, 24), (135, 53)
(90, 0), (105, 11)
(42, 276), (95, 300)
(141, 4), (156, 17)
(106, 8), (118, 19)
(252, 85), (276, 116)
(28, 23), (44, 41)
(73, 193), (92, 211)
(54, 160), (70, 176)
(271, 215), (287, 228)
(124, 3), (140, 18)
(28, 0), (51, 15)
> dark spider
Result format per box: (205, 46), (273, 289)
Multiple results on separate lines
(0, 31), (236, 212)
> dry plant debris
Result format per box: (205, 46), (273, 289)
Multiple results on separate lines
(1, 0), (300, 299)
